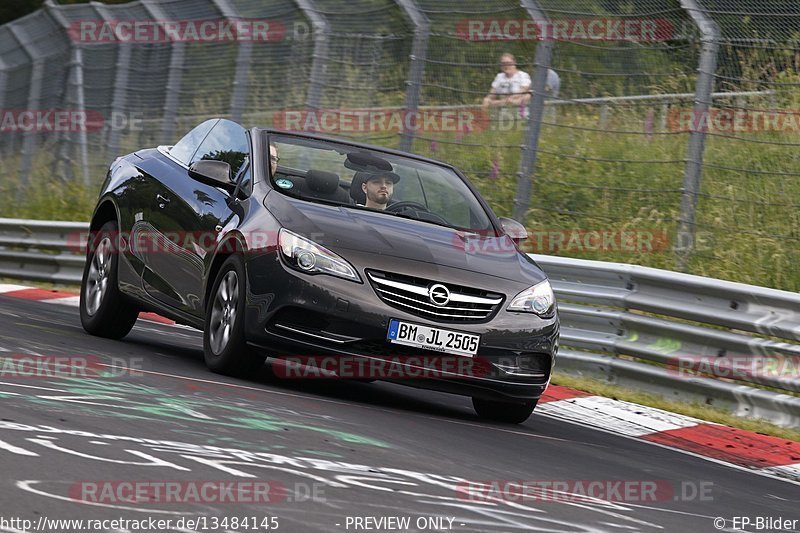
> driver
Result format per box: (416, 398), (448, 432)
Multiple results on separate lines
(361, 171), (400, 210)
(269, 144), (279, 177)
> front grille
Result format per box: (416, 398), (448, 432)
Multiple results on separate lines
(367, 270), (503, 323)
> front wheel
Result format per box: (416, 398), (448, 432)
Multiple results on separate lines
(472, 397), (537, 424)
(203, 255), (265, 376)
(80, 220), (139, 339)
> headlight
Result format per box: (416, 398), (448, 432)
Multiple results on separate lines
(507, 280), (555, 316)
(279, 229), (361, 283)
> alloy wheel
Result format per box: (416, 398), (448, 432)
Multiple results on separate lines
(209, 270), (239, 354)
(84, 237), (112, 316)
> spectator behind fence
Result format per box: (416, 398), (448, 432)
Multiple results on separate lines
(545, 68), (560, 98)
(482, 53), (531, 108)
(482, 53), (561, 112)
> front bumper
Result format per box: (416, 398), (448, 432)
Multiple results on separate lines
(243, 251), (559, 402)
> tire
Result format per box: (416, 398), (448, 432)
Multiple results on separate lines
(203, 255), (265, 376)
(80, 220), (139, 339)
(472, 397), (538, 424)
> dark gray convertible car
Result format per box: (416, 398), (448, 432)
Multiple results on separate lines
(80, 118), (559, 423)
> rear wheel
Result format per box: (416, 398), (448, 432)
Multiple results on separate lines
(472, 397), (537, 424)
(80, 220), (139, 339)
(203, 255), (265, 376)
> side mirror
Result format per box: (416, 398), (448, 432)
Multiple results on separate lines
(189, 160), (234, 190)
(498, 217), (528, 243)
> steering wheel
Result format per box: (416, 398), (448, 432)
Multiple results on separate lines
(385, 201), (449, 225)
(385, 200), (430, 213)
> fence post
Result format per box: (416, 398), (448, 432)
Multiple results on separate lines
(660, 98), (669, 131)
(513, 0), (553, 222)
(0, 54), (8, 158)
(210, 0), (251, 124)
(140, 0), (185, 143)
(598, 104), (609, 128)
(8, 23), (45, 194)
(395, 0), (429, 153)
(93, 3), (131, 165)
(675, 0), (720, 271)
(44, 1), (90, 186)
(294, 0), (330, 112)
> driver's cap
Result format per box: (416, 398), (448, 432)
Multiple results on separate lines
(364, 171), (401, 184)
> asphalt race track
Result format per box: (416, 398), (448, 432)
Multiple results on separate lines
(0, 295), (798, 533)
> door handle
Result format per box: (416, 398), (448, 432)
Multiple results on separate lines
(156, 193), (170, 208)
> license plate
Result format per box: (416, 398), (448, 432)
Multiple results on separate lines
(386, 319), (480, 357)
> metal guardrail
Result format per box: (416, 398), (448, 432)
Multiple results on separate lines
(0, 218), (87, 284)
(531, 254), (800, 428)
(1, 218), (799, 427)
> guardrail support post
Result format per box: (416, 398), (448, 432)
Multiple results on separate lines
(513, 0), (553, 222)
(395, 0), (429, 153)
(294, 0), (329, 113)
(675, 0), (720, 271)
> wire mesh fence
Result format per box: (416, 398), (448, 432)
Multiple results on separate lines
(0, 0), (798, 291)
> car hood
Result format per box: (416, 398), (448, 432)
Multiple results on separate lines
(266, 193), (546, 284)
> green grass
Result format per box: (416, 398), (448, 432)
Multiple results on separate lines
(3, 95), (799, 292)
(0, 180), (95, 222)
(404, 101), (800, 291)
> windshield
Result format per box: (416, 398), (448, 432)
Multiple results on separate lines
(267, 133), (494, 232)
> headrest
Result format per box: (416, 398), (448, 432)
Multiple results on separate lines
(306, 169), (340, 194)
(350, 171), (368, 204)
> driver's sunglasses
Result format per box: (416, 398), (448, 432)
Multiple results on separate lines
(500, 62), (515, 67)
(270, 155), (280, 163)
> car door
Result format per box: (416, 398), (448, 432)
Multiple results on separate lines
(141, 119), (249, 317)
(129, 119), (215, 310)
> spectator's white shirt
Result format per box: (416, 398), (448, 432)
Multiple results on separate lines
(491, 70), (531, 95)
(546, 69), (560, 97)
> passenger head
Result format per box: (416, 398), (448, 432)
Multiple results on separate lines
(499, 53), (517, 76)
(269, 144), (279, 177)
